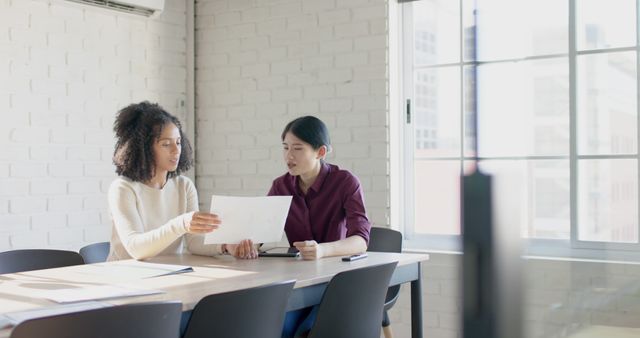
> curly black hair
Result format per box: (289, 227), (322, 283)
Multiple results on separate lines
(112, 101), (193, 182)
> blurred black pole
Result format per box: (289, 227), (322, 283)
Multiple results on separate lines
(462, 2), (521, 338)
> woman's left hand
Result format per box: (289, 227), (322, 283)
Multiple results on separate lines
(293, 240), (324, 260)
(224, 239), (258, 259)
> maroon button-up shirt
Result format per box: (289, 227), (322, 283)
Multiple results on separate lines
(268, 162), (371, 246)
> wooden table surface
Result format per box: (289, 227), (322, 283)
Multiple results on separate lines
(0, 252), (428, 337)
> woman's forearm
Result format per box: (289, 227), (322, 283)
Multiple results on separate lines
(319, 235), (367, 258)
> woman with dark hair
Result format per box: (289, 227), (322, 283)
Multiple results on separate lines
(269, 116), (372, 337)
(269, 115), (371, 260)
(107, 101), (256, 261)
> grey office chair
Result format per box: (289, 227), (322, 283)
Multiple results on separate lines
(79, 242), (110, 264)
(182, 280), (296, 338)
(307, 262), (398, 338)
(10, 302), (182, 338)
(368, 227), (403, 338)
(0, 249), (85, 274)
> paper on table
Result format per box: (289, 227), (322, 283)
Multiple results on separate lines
(0, 316), (11, 329)
(40, 285), (163, 304)
(79, 260), (194, 280)
(204, 195), (292, 244)
(3, 301), (111, 325)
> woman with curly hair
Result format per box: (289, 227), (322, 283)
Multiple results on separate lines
(107, 101), (256, 261)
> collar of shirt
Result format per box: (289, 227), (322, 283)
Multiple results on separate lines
(293, 161), (331, 196)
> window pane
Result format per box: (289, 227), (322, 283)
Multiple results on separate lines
(414, 67), (461, 157)
(414, 160), (461, 235)
(577, 51), (637, 155)
(468, 58), (569, 157)
(463, 0), (568, 61)
(578, 159), (638, 243)
(576, 0), (636, 51)
(412, 0), (460, 66)
(479, 160), (570, 240)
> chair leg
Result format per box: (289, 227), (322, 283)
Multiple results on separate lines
(382, 324), (394, 338)
(381, 310), (394, 338)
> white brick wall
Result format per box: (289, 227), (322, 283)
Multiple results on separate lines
(7, 3), (637, 338)
(0, 0), (189, 251)
(195, 0), (390, 229)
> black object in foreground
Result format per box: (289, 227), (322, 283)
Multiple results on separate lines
(341, 253), (368, 262)
(258, 247), (300, 258)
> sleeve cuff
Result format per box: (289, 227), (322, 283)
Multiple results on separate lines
(179, 211), (195, 234)
(217, 244), (227, 255)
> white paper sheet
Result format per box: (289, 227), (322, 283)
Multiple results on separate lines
(0, 316), (11, 329)
(204, 195), (292, 244)
(3, 301), (111, 325)
(79, 261), (194, 280)
(40, 285), (163, 304)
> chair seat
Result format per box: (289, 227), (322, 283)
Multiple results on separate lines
(384, 284), (401, 311)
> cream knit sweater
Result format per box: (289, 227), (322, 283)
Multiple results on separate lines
(106, 175), (221, 261)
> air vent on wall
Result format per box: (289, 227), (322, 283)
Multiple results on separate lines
(65, 0), (164, 17)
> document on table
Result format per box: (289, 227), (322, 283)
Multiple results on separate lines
(39, 285), (163, 304)
(204, 195), (292, 244)
(3, 301), (112, 325)
(80, 260), (194, 280)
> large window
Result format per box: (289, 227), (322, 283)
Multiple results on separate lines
(400, 0), (639, 258)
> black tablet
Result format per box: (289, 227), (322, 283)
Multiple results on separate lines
(258, 247), (300, 258)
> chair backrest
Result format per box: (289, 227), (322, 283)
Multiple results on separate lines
(183, 280), (296, 338)
(368, 227), (403, 308)
(308, 262), (398, 338)
(0, 249), (85, 274)
(10, 302), (182, 338)
(368, 227), (402, 253)
(79, 242), (110, 264)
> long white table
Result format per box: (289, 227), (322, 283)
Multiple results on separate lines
(0, 252), (428, 338)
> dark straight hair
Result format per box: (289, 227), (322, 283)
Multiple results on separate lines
(281, 116), (331, 150)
